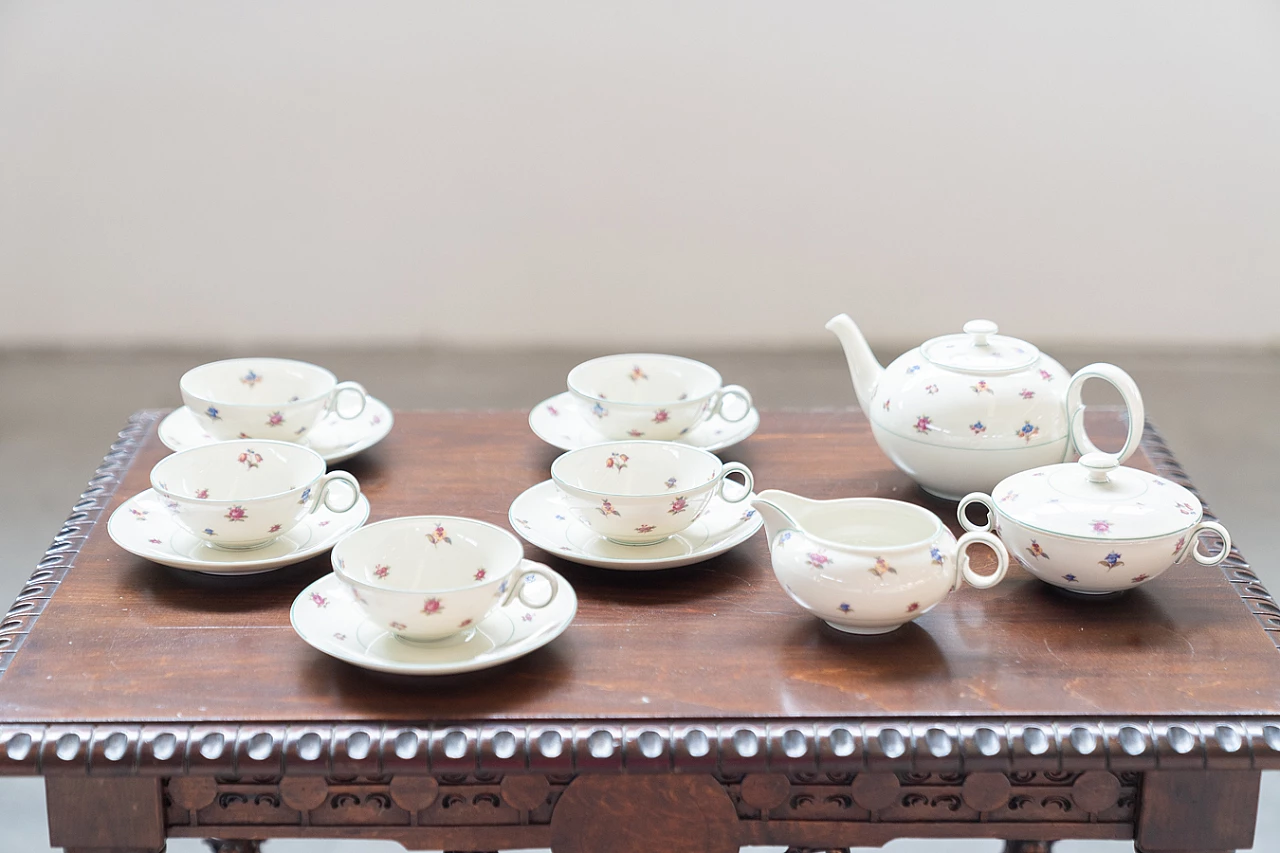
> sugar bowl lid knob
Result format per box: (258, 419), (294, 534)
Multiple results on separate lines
(963, 319), (998, 347)
(1080, 452), (1120, 484)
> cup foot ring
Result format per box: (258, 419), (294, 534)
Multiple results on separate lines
(824, 620), (902, 635)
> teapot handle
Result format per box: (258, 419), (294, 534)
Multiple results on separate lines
(1065, 363), (1144, 464)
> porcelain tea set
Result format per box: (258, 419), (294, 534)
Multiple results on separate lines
(107, 316), (1233, 671)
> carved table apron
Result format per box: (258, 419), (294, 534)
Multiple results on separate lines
(0, 410), (1277, 853)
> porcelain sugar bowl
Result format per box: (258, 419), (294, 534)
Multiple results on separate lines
(826, 314), (1145, 499)
(959, 453), (1231, 595)
(751, 490), (1009, 634)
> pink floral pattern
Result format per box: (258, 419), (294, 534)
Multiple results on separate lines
(266, 411), (284, 427)
(1026, 540), (1049, 560)
(390, 621), (406, 631)
(1172, 535), (1186, 556)
(1019, 389), (1035, 399)
(806, 552), (832, 569)
(605, 452), (629, 472)
(225, 506), (247, 522)
(1131, 573), (1151, 584)
(971, 381), (993, 394)
(630, 366), (648, 382)
(652, 409), (670, 424)
(238, 449), (263, 470)
(427, 525), (452, 546)
(421, 597), (444, 615)
(194, 488), (209, 499)
(1001, 490), (1018, 502)
(130, 508), (148, 521)
(868, 557), (897, 579)
(268, 524), (282, 533)
(906, 602), (920, 613)
(310, 592), (328, 608)
(459, 618), (473, 628)
(474, 568), (487, 581)
(374, 564), (390, 579)
(627, 429), (644, 437)
(1040, 369), (1053, 381)
(598, 499), (621, 517)
(883, 398), (891, 411)
(546, 405), (558, 416)
(925, 384), (939, 395)
(149, 538), (162, 544)
(635, 524), (656, 534)
(1091, 519), (1112, 534)
(668, 497), (689, 515)
(914, 415), (932, 434)
(1174, 501), (1197, 516)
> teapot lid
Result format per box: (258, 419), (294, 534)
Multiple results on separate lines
(921, 320), (1040, 374)
(991, 452), (1203, 541)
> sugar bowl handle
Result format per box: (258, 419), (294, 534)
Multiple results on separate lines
(957, 492), (997, 533)
(710, 384), (753, 423)
(330, 380), (369, 420)
(1175, 520), (1232, 566)
(1066, 363), (1144, 464)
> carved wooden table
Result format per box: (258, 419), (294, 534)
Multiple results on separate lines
(1, 409), (1278, 853)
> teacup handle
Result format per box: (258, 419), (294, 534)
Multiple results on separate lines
(716, 462), (754, 503)
(1066, 363), (1144, 464)
(500, 561), (560, 610)
(330, 380), (369, 420)
(955, 530), (1009, 590)
(1174, 520), (1232, 566)
(309, 472), (361, 514)
(710, 384), (753, 423)
(957, 492), (997, 533)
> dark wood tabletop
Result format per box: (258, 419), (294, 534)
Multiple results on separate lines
(1, 409), (1278, 725)
(2, 409), (1278, 853)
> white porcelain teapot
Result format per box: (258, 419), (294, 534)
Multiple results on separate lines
(826, 314), (1145, 499)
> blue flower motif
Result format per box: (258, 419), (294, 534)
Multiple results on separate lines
(498, 579), (510, 595)
(1098, 551), (1125, 570)
(1062, 573), (1079, 583)
(590, 402), (607, 419)
(205, 406), (220, 421)
(298, 487), (312, 505)
(203, 528), (216, 536)
(838, 603), (852, 613)
(930, 546), (944, 566)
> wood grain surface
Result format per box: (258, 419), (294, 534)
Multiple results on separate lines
(1, 409), (1277, 724)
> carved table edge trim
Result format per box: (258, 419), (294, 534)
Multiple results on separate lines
(0, 718), (1276, 777)
(0, 410), (161, 679)
(1140, 420), (1280, 651)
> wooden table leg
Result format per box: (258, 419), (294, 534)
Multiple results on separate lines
(1004, 843), (1055, 853)
(1135, 770), (1261, 853)
(206, 841), (264, 853)
(46, 777), (165, 853)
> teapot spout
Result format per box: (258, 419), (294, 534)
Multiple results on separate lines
(751, 490), (807, 548)
(825, 313), (884, 418)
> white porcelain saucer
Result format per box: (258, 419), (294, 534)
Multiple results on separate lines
(159, 397), (394, 464)
(508, 479), (764, 570)
(290, 563), (576, 675)
(107, 487), (370, 575)
(528, 392), (759, 453)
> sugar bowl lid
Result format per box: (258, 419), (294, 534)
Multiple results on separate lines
(990, 452), (1203, 541)
(920, 320), (1041, 373)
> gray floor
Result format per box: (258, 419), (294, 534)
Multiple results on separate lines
(1, 345), (1277, 852)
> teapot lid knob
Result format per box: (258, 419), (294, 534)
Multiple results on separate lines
(1080, 452), (1120, 484)
(963, 319), (998, 346)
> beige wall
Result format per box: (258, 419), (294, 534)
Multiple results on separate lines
(1, 1), (1277, 349)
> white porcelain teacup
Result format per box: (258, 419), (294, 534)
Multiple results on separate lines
(332, 516), (561, 643)
(151, 440), (361, 549)
(566, 354), (752, 441)
(180, 358), (367, 442)
(551, 441), (754, 545)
